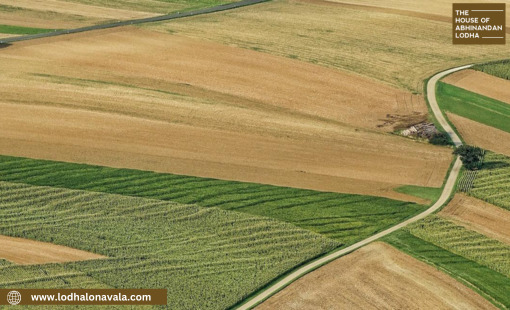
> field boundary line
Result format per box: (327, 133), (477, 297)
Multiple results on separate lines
(0, 0), (270, 44)
(235, 65), (472, 310)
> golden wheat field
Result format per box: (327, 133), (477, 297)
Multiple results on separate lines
(146, 0), (508, 92)
(0, 27), (453, 202)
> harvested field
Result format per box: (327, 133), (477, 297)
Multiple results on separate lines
(0, 235), (105, 265)
(147, 0), (509, 92)
(440, 194), (510, 245)
(0, 0), (234, 29)
(332, 0), (510, 22)
(0, 28), (453, 199)
(257, 242), (495, 310)
(0, 0), (157, 20)
(443, 69), (510, 105)
(447, 113), (510, 157)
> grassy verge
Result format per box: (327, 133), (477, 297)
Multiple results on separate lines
(383, 230), (510, 309)
(0, 24), (58, 35)
(394, 185), (442, 205)
(436, 82), (510, 134)
(0, 155), (426, 246)
(0, 181), (338, 310)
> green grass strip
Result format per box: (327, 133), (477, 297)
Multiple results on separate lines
(436, 82), (510, 133)
(0, 24), (58, 35)
(393, 185), (441, 203)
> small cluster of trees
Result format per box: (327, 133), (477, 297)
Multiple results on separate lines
(454, 145), (485, 170)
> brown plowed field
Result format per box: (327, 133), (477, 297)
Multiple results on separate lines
(0, 28), (452, 201)
(0, 235), (105, 265)
(443, 69), (510, 105)
(440, 194), (510, 245)
(447, 113), (510, 157)
(257, 242), (495, 310)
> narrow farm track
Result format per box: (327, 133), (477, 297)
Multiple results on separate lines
(0, 0), (269, 44)
(237, 66), (471, 309)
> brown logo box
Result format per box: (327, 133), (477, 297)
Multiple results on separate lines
(0, 289), (167, 305)
(453, 3), (506, 44)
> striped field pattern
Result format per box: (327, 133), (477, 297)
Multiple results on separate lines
(0, 181), (338, 309)
(406, 216), (510, 277)
(0, 155), (426, 245)
(470, 152), (510, 211)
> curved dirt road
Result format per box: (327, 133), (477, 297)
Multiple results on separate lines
(237, 65), (471, 309)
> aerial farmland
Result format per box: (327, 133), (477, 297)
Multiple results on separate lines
(0, 0), (509, 309)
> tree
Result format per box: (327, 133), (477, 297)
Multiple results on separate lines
(429, 132), (452, 145)
(453, 145), (484, 170)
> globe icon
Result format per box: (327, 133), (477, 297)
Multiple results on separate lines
(7, 290), (21, 305)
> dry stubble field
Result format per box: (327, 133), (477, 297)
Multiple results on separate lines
(447, 113), (510, 157)
(147, 0), (509, 92)
(0, 235), (105, 265)
(0, 27), (452, 202)
(0, 0), (235, 30)
(257, 242), (496, 310)
(331, 0), (510, 24)
(440, 194), (510, 245)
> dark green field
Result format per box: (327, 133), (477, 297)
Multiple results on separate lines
(436, 82), (510, 134)
(0, 155), (426, 246)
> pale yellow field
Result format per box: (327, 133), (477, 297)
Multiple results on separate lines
(257, 242), (496, 310)
(447, 113), (510, 157)
(147, 0), (509, 92)
(0, 0), (232, 29)
(0, 28), (452, 202)
(440, 194), (510, 245)
(329, 0), (510, 23)
(443, 69), (510, 105)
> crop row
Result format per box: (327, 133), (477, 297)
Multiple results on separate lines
(405, 216), (510, 277)
(470, 152), (510, 210)
(0, 181), (339, 310)
(0, 155), (425, 245)
(473, 59), (510, 80)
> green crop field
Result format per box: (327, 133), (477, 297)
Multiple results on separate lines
(436, 82), (510, 134)
(405, 216), (510, 277)
(384, 230), (510, 309)
(0, 24), (57, 35)
(470, 152), (510, 211)
(0, 155), (426, 246)
(0, 181), (338, 309)
(473, 59), (510, 80)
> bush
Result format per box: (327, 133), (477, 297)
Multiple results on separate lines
(453, 145), (484, 170)
(429, 132), (451, 145)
